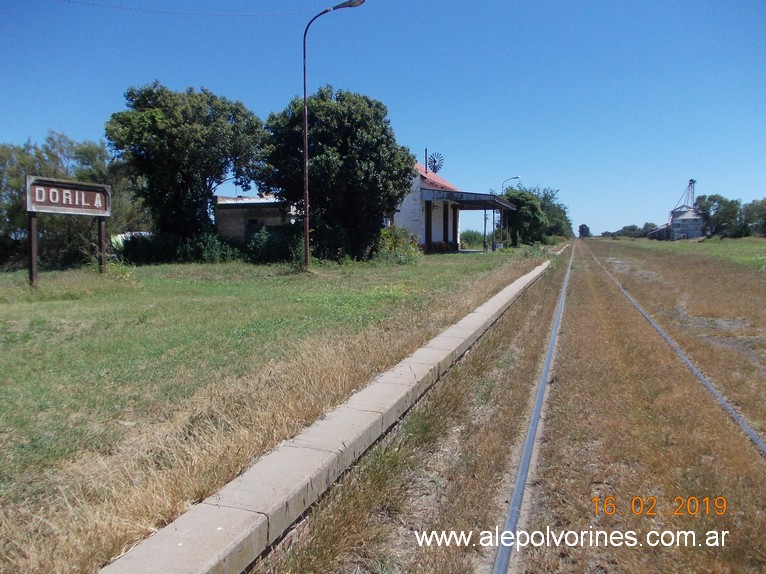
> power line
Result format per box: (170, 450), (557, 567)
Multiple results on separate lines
(59, 0), (312, 18)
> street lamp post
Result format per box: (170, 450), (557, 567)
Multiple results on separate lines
(303, 0), (365, 270)
(495, 176), (520, 249)
(501, 176), (521, 195)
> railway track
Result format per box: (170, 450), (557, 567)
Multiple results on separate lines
(506, 240), (766, 573)
(591, 252), (766, 456)
(491, 245), (575, 574)
(254, 240), (766, 573)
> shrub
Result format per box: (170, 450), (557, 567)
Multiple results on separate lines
(460, 229), (484, 250)
(119, 233), (174, 263)
(523, 243), (550, 258)
(246, 224), (303, 264)
(177, 233), (242, 263)
(118, 232), (243, 264)
(376, 226), (421, 264)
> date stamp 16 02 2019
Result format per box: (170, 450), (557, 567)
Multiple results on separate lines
(592, 496), (727, 517)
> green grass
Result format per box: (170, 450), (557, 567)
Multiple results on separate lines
(596, 236), (766, 270)
(0, 253), (527, 499)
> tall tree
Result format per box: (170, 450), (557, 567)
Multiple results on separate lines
(743, 198), (766, 237)
(578, 224), (591, 238)
(532, 186), (574, 237)
(256, 86), (415, 260)
(501, 189), (548, 246)
(105, 81), (266, 238)
(641, 221), (658, 236)
(695, 194), (748, 237)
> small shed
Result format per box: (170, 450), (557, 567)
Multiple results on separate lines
(214, 194), (293, 244)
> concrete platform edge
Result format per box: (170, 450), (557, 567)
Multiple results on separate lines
(100, 258), (552, 574)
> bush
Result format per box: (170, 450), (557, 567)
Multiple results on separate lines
(246, 224), (303, 264)
(0, 235), (22, 268)
(119, 233), (172, 263)
(376, 226), (421, 264)
(118, 232), (243, 264)
(460, 229), (484, 249)
(523, 243), (550, 258)
(177, 233), (242, 263)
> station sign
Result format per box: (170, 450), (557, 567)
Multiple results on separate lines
(26, 176), (111, 217)
(25, 175), (111, 286)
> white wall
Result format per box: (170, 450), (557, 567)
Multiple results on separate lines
(395, 183), (424, 242)
(393, 178), (461, 245)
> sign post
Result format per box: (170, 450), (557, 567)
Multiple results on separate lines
(26, 176), (111, 286)
(28, 212), (38, 286)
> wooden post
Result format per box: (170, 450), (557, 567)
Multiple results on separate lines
(442, 202), (449, 246)
(452, 205), (459, 249)
(424, 200), (433, 252)
(98, 216), (106, 274)
(28, 213), (37, 286)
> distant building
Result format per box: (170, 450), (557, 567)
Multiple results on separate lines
(214, 194), (293, 244)
(668, 204), (704, 239)
(648, 179), (704, 240)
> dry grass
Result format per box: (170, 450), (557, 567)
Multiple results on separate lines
(406, 261), (565, 574)
(249, 259), (567, 573)
(0, 256), (544, 574)
(587, 238), (766, 436)
(517, 241), (766, 573)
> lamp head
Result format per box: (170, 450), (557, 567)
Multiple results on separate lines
(332, 0), (365, 8)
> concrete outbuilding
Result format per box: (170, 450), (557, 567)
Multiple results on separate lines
(214, 194), (293, 244)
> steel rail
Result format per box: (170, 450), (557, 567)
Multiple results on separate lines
(492, 244), (576, 574)
(592, 254), (766, 457)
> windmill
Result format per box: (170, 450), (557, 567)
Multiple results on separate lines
(427, 151), (444, 173)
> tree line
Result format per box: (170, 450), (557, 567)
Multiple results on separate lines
(694, 195), (766, 238)
(1, 82), (414, 267)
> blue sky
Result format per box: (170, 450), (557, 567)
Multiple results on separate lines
(2, 0), (764, 234)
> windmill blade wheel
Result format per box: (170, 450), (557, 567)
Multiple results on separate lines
(428, 152), (444, 173)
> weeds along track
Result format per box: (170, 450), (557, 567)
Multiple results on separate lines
(515, 241), (766, 574)
(589, 251), (766, 456)
(250, 251), (571, 574)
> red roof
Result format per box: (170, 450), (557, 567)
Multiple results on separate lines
(415, 162), (461, 192)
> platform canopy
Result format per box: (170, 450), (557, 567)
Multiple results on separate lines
(420, 188), (516, 211)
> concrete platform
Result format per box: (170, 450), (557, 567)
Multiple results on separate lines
(101, 259), (551, 574)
